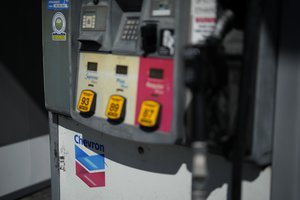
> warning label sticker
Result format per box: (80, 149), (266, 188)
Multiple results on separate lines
(190, 0), (217, 44)
(48, 0), (69, 10)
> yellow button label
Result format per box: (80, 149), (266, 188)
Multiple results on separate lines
(77, 90), (95, 113)
(105, 95), (126, 120)
(138, 101), (161, 128)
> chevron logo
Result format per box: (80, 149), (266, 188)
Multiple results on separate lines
(75, 145), (105, 187)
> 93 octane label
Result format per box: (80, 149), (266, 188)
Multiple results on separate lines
(105, 95), (125, 120)
(77, 90), (95, 112)
(138, 101), (160, 127)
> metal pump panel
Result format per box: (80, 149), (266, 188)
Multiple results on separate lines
(70, 0), (190, 144)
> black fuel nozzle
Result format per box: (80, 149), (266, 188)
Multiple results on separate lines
(184, 43), (217, 142)
(210, 10), (234, 45)
(184, 9), (235, 142)
(184, 45), (214, 93)
(187, 9), (236, 200)
(185, 43), (218, 200)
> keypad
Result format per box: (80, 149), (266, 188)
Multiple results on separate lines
(82, 15), (96, 29)
(121, 18), (140, 41)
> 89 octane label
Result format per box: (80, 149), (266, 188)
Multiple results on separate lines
(105, 95), (125, 120)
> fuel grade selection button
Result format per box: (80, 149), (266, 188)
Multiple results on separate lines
(105, 95), (126, 123)
(77, 90), (97, 117)
(138, 100), (161, 130)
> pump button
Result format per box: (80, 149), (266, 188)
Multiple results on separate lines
(77, 90), (96, 117)
(105, 95), (126, 122)
(138, 100), (161, 129)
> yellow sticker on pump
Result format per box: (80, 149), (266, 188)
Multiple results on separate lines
(105, 95), (126, 120)
(77, 90), (96, 113)
(138, 100), (161, 128)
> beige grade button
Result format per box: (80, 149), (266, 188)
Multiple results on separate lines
(105, 95), (126, 121)
(77, 90), (96, 114)
(138, 100), (161, 128)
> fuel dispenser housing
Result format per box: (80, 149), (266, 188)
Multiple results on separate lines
(42, 0), (83, 115)
(41, 0), (276, 165)
(41, 0), (279, 199)
(70, 0), (189, 144)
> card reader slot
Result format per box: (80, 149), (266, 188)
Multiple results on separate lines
(141, 22), (158, 55)
(80, 41), (102, 51)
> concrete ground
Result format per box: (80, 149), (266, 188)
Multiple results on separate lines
(18, 188), (51, 200)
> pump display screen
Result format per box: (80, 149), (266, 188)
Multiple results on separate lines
(116, 65), (128, 75)
(87, 62), (98, 71)
(150, 69), (164, 79)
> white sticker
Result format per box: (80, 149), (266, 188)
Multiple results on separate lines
(159, 29), (175, 56)
(190, 0), (217, 44)
(151, 0), (174, 17)
(52, 12), (67, 41)
(152, 9), (171, 16)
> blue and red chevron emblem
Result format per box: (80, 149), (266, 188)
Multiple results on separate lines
(75, 145), (106, 187)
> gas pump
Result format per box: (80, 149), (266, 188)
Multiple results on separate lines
(42, 0), (276, 199)
(71, 0), (187, 144)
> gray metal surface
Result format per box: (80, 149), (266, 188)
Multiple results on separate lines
(249, 0), (281, 165)
(271, 0), (300, 199)
(42, 0), (71, 115)
(112, 12), (141, 54)
(49, 113), (60, 200)
(138, 0), (177, 58)
(78, 0), (115, 51)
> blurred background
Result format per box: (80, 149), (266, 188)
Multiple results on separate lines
(0, 1), (51, 199)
